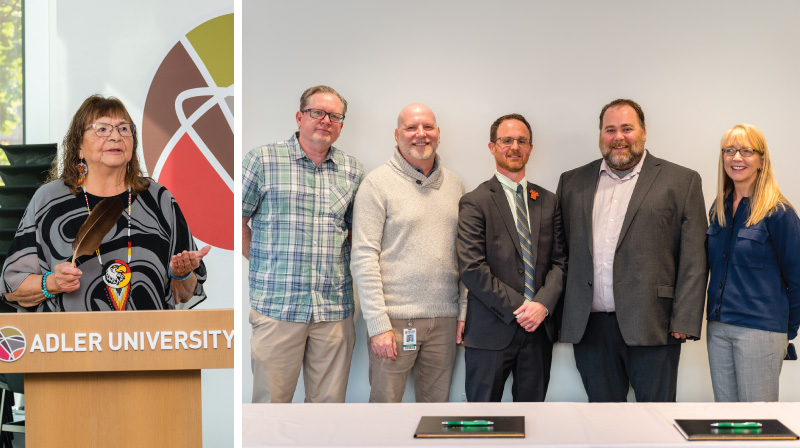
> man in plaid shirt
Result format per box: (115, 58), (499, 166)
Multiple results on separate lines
(242, 85), (364, 403)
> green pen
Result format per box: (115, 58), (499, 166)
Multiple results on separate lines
(710, 422), (762, 428)
(713, 427), (762, 435)
(442, 420), (494, 426)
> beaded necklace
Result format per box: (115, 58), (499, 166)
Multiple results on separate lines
(83, 187), (133, 311)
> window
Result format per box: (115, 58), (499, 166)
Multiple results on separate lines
(0, 0), (23, 150)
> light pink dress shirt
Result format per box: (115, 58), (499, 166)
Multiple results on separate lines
(591, 152), (647, 312)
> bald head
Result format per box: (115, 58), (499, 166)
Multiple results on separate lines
(394, 102), (440, 171)
(397, 103), (437, 128)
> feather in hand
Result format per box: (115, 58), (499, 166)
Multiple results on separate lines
(72, 196), (126, 266)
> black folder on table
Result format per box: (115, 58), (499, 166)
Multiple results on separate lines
(674, 419), (799, 441)
(414, 416), (524, 438)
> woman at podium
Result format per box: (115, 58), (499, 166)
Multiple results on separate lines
(0, 95), (210, 311)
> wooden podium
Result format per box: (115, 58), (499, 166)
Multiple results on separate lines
(0, 309), (233, 447)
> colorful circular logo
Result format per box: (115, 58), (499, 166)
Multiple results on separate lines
(0, 326), (26, 362)
(142, 12), (233, 250)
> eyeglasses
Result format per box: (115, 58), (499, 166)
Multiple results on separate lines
(494, 137), (532, 148)
(84, 123), (135, 137)
(722, 147), (762, 158)
(302, 109), (345, 124)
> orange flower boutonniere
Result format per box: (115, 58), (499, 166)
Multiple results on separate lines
(529, 189), (539, 200)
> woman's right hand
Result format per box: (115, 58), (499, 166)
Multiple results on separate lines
(50, 262), (82, 294)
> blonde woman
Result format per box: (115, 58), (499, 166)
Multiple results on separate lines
(706, 124), (800, 402)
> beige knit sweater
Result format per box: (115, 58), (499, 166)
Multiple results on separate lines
(351, 149), (467, 337)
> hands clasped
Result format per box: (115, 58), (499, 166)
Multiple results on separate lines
(514, 301), (547, 332)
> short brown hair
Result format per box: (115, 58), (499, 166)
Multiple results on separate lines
(50, 94), (150, 194)
(490, 113), (532, 142)
(599, 99), (645, 129)
(299, 85), (348, 115)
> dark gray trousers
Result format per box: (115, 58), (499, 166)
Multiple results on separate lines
(573, 312), (681, 402)
(465, 324), (552, 402)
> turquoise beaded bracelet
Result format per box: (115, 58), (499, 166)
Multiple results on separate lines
(42, 271), (56, 298)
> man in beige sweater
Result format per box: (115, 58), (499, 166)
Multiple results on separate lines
(351, 103), (466, 402)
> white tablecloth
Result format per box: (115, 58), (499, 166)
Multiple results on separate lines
(243, 401), (800, 447)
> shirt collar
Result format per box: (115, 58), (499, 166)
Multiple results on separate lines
(599, 150), (647, 180)
(409, 155), (439, 177)
(495, 171), (527, 193)
(724, 193), (750, 211)
(289, 132), (338, 165)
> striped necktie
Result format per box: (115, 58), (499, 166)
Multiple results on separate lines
(515, 184), (535, 302)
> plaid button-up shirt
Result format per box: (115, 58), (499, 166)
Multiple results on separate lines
(242, 133), (363, 322)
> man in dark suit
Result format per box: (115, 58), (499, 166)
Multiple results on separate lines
(556, 99), (708, 402)
(457, 114), (567, 402)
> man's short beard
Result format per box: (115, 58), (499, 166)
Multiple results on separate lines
(399, 144), (435, 161)
(495, 151), (528, 174)
(603, 146), (644, 170)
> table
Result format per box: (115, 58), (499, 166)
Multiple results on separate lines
(243, 402), (800, 447)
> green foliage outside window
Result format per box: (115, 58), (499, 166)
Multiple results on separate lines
(0, 0), (22, 170)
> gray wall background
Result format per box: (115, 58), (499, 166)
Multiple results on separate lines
(242, 0), (800, 403)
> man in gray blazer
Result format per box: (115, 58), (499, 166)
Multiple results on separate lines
(458, 113), (567, 402)
(556, 99), (707, 402)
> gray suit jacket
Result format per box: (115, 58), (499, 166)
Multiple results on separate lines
(457, 176), (567, 350)
(556, 151), (708, 346)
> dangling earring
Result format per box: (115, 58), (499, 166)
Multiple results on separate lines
(77, 159), (88, 187)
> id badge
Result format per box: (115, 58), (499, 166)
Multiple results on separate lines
(403, 328), (417, 351)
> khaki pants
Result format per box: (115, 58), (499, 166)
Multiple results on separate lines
(367, 317), (457, 403)
(250, 308), (355, 403)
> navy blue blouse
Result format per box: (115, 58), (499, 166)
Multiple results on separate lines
(706, 195), (800, 340)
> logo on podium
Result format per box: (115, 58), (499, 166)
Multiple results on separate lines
(0, 326), (26, 362)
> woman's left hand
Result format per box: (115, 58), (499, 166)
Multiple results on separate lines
(170, 245), (211, 278)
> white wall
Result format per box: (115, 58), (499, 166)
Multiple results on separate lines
(26, 1), (234, 445)
(242, 0), (800, 403)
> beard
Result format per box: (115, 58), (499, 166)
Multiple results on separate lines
(402, 145), (435, 161)
(494, 151), (529, 173)
(398, 137), (438, 162)
(601, 140), (645, 170)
